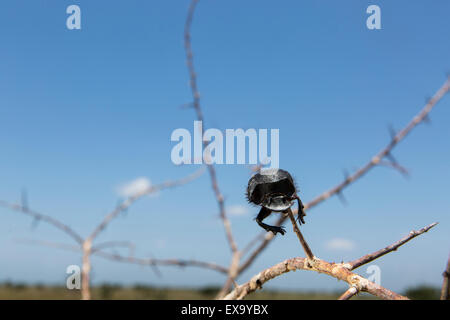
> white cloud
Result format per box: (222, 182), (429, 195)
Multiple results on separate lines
(227, 205), (250, 216)
(117, 177), (151, 198)
(325, 238), (356, 251)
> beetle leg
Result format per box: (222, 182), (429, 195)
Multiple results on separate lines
(295, 195), (306, 224)
(256, 207), (286, 235)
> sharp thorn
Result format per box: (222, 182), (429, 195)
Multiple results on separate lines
(21, 189), (28, 212)
(386, 152), (398, 164)
(337, 191), (348, 206)
(387, 124), (396, 140)
(342, 169), (350, 181)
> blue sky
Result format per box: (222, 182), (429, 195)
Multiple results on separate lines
(0, 0), (449, 294)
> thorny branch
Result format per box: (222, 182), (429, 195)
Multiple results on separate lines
(224, 223), (437, 300)
(307, 79), (449, 209)
(1, 168), (205, 299)
(0, 200), (84, 245)
(87, 167), (205, 243)
(348, 222), (438, 270)
(239, 78), (450, 277)
(15, 238), (229, 275)
(224, 256), (408, 300)
(184, 0), (241, 298)
(93, 251), (229, 275)
(91, 241), (136, 255)
(78, 167), (205, 299)
(184, 0), (237, 254)
(1, 0), (448, 301)
(182, 0), (449, 299)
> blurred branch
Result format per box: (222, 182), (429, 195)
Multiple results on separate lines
(184, 0), (240, 299)
(81, 167), (205, 299)
(0, 200), (84, 244)
(338, 287), (358, 300)
(184, 0), (237, 254)
(2, 168), (205, 300)
(239, 78), (450, 276)
(238, 212), (286, 274)
(378, 160), (409, 177)
(215, 251), (241, 299)
(241, 232), (266, 256)
(93, 250), (229, 274)
(15, 239), (80, 252)
(91, 241), (136, 255)
(86, 167), (205, 243)
(307, 79), (449, 209)
(17, 238), (229, 275)
(441, 255), (450, 300)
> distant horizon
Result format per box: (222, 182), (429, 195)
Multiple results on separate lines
(0, 279), (441, 293)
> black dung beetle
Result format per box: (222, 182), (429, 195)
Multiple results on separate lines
(246, 168), (306, 235)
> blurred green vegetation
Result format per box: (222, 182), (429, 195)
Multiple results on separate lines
(404, 285), (441, 300)
(0, 282), (440, 300)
